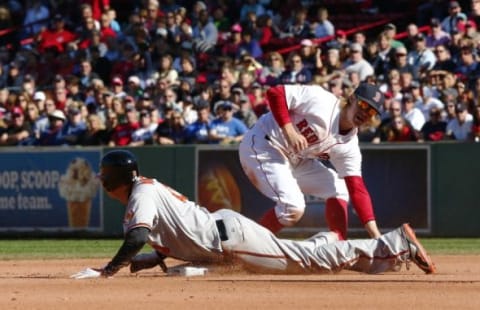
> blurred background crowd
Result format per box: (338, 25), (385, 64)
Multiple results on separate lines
(0, 0), (479, 147)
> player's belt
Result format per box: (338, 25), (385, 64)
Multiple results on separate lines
(216, 220), (229, 241)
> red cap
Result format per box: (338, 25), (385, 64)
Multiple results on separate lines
(336, 29), (347, 37)
(112, 76), (123, 86)
(196, 74), (207, 84)
(12, 106), (23, 116)
(458, 19), (477, 32)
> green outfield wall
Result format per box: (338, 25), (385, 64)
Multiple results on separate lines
(0, 143), (478, 237)
(430, 143), (480, 237)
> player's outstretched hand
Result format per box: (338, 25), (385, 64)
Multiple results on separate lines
(70, 267), (103, 279)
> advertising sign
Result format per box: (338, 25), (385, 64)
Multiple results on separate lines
(197, 146), (429, 235)
(0, 149), (102, 231)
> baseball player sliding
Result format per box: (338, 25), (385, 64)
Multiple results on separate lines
(239, 83), (384, 240)
(72, 150), (435, 279)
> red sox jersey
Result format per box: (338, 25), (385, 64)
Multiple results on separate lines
(257, 84), (362, 177)
(123, 177), (224, 263)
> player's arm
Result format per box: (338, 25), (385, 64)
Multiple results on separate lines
(266, 85), (308, 152)
(344, 176), (381, 238)
(71, 226), (151, 279)
(101, 226), (150, 276)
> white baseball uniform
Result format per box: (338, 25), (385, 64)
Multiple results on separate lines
(238, 84), (362, 226)
(123, 177), (410, 274)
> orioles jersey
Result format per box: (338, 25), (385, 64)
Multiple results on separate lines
(123, 177), (224, 263)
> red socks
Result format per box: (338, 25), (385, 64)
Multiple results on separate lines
(259, 208), (284, 233)
(325, 198), (348, 240)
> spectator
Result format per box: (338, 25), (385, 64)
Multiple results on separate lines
(154, 109), (187, 144)
(222, 23), (244, 59)
(22, 0), (50, 39)
(407, 33), (436, 79)
(111, 76), (126, 98)
(52, 86), (69, 111)
(444, 100), (458, 123)
(237, 30), (263, 59)
(403, 23), (420, 51)
(37, 14), (76, 53)
(372, 99), (406, 143)
(343, 43), (374, 82)
(385, 115), (419, 142)
(402, 92), (426, 132)
(0, 107), (33, 146)
(420, 106), (447, 141)
(177, 55), (198, 89)
(471, 0), (480, 26)
(239, 0), (266, 22)
(36, 109), (67, 146)
(250, 83), (269, 117)
(108, 102), (140, 146)
(471, 104), (480, 141)
(25, 101), (46, 140)
(62, 103), (87, 145)
(299, 39), (321, 75)
(99, 12), (117, 42)
(383, 23), (404, 49)
(211, 78), (233, 104)
(156, 53), (178, 85)
(371, 31), (395, 80)
(281, 6), (310, 39)
(209, 100), (247, 144)
(77, 59), (101, 91)
(6, 61), (24, 91)
(160, 87), (182, 118)
(454, 45), (480, 90)
(126, 75), (144, 100)
(130, 109), (158, 146)
(184, 102), (213, 144)
(278, 52), (312, 84)
(106, 8), (121, 35)
(441, 1), (467, 35)
(457, 19), (480, 42)
(312, 7), (334, 39)
(259, 51), (285, 86)
(391, 46), (418, 81)
(446, 102), (473, 140)
(426, 18), (451, 48)
(232, 91), (257, 128)
(192, 8), (218, 53)
(431, 44), (456, 73)
(78, 113), (110, 146)
(257, 14), (275, 48)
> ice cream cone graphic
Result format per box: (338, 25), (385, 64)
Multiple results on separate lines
(58, 158), (99, 228)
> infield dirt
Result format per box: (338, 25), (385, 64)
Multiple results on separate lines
(0, 255), (479, 310)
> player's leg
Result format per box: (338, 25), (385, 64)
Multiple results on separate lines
(302, 224), (435, 274)
(214, 209), (302, 273)
(295, 160), (349, 240)
(239, 132), (306, 233)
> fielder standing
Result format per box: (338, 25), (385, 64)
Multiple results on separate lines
(239, 83), (384, 240)
(72, 150), (435, 278)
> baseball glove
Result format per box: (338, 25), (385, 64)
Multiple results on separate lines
(130, 251), (167, 273)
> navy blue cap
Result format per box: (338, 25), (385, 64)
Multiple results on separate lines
(354, 83), (384, 114)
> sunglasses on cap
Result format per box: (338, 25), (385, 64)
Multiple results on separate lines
(357, 100), (378, 117)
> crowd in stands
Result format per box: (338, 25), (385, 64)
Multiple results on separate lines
(0, 0), (479, 148)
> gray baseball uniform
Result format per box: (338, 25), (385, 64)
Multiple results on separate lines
(126, 177), (410, 274)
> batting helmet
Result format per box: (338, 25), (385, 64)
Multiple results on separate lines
(100, 150), (139, 192)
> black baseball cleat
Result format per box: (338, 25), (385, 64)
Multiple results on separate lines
(401, 223), (436, 274)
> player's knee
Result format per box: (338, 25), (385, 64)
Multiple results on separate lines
(277, 205), (305, 227)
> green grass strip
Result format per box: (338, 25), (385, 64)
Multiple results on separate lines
(0, 238), (479, 260)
